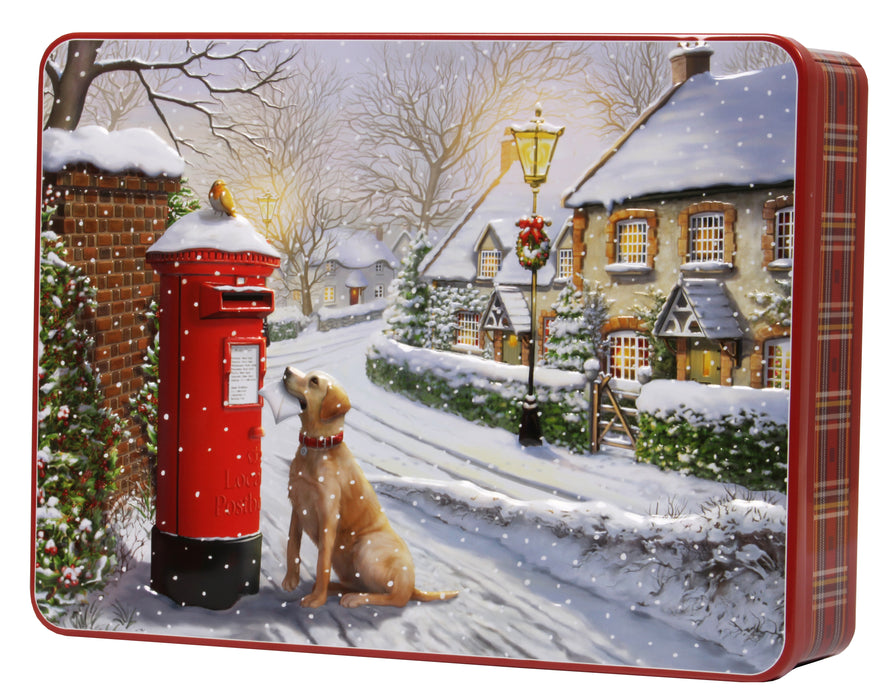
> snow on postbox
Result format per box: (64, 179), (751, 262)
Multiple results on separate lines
(146, 208), (279, 609)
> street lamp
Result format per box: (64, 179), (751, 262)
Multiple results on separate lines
(257, 192), (279, 236)
(510, 103), (564, 447)
(257, 192), (279, 346)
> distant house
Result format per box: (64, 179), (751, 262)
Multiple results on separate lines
(562, 43), (797, 389)
(312, 229), (399, 311)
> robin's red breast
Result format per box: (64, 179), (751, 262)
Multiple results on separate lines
(209, 179), (237, 217)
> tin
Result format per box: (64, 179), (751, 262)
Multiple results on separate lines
(31, 33), (867, 681)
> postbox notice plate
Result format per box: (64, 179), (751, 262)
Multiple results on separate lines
(226, 342), (261, 406)
(31, 32), (869, 685)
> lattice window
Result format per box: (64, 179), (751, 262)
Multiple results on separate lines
(608, 331), (650, 382)
(323, 286), (336, 304)
(374, 284), (385, 299)
(764, 337), (792, 390)
(557, 248), (573, 279)
(775, 206), (795, 260)
(456, 311), (481, 348)
(688, 212), (725, 263)
(617, 219), (649, 264)
(478, 250), (502, 278)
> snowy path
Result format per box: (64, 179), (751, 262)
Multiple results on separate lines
(91, 319), (776, 676)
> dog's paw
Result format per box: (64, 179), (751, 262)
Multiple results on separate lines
(281, 572), (301, 592)
(339, 593), (368, 608)
(300, 591), (326, 608)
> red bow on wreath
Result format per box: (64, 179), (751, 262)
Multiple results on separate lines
(515, 215), (551, 271)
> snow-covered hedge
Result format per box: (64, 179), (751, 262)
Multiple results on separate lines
(366, 334), (591, 452)
(635, 380), (789, 492)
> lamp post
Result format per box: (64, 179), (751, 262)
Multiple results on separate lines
(510, 103), (564, 447)
(257, 192), (279, 345)
(257, 192), (278, 237)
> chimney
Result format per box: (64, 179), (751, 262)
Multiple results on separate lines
(669, 42), (713, 85)
(500, 129), (517, 174)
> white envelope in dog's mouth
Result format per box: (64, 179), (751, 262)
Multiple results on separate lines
(259, 380), (303, 423)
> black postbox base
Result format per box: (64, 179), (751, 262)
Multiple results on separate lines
(150, 526), (262, 610)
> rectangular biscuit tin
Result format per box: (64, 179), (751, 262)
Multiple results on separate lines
(31, 32), (867, 682)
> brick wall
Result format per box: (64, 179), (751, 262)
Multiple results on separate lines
(42, 164), (180, 492)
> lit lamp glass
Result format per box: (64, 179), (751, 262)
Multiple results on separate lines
(510, 103), (565, 202)
(257, 192), (278, 227)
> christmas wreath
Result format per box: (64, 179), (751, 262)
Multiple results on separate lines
(515, 215), (551, 271)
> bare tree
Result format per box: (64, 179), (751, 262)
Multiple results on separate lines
(347, 41), (589, 236)
(223, 51), (359, 314)
(65, 40), (180, 131)
(720, 42), (791, 74)
(43, 38), (298, 158)
(577, 42), (673, 138)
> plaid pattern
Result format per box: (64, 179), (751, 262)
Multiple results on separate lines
(807, 50), (865, 662)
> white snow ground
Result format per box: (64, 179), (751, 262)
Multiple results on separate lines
(64, 318), (786, 677)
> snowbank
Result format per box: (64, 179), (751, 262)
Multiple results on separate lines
(148, 208), (279, 258)
(318, 298), (388, 321)
(370, 333), (587, 394)
(638, 379), (789, 426)
(374, 475), (786, 667)
(43, 125), (185, 178)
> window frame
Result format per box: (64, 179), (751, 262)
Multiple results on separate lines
(688, 212), (725, 263)
(455, 311), (482, 349)
(607, 330), (651, 386)
(616, 218), (649, 265)
(477, 249), (502, 279)
(764, 337), (792, 390)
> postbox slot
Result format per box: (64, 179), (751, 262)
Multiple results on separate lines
(199, 284), (274, 318)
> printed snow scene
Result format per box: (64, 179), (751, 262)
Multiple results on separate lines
(35, 37), (798, 677)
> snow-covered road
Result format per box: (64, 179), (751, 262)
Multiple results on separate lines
(85, 319), (783, 676)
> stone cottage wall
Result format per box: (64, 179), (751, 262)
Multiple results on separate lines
(42, 164), (180, 493)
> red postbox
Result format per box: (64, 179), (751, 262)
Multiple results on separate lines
(146, 208), (279, 609)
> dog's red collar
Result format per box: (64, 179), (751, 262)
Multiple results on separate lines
(299, 431), (344, 450)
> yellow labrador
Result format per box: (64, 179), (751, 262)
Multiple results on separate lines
(281, 367), (459, 608)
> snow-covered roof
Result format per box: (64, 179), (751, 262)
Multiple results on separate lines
(42, 125), (185, 178)
(422, 160), (570, 287)
(563, 63), (797, 210)
(481, 285), (531, 334)
(316, 230), (398, 269)
(344, 270), (370, 288)
(148, 208), (279, 258)
(655, 278), (745, 340)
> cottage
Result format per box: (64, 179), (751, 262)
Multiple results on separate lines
(562, 43), (797, 389)
(421, 137), (577, 364)
(312, 229), (399, 310)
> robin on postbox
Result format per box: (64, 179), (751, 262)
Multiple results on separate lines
(209, 179), (237, 217)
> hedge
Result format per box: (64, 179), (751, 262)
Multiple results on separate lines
(365, 338), (590, 453)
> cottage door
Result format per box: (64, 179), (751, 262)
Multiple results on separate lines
(688, 342), (721, 384)
(349, 287), (362, 305)
(503, 334), (521, 365)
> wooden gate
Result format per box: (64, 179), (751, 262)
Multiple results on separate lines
(591, 375), (639, 452)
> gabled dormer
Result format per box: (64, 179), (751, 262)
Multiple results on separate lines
(473, 223), (506, 280)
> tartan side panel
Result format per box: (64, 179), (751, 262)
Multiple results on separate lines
(807, 50), (866, 661)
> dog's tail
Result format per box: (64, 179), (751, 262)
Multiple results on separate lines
(411, 588), (459, 603)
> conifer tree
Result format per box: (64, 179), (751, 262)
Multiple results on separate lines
(36, 211), (125, 617)
(544, 281), (593, 371)
(384, 229), (432, 347)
